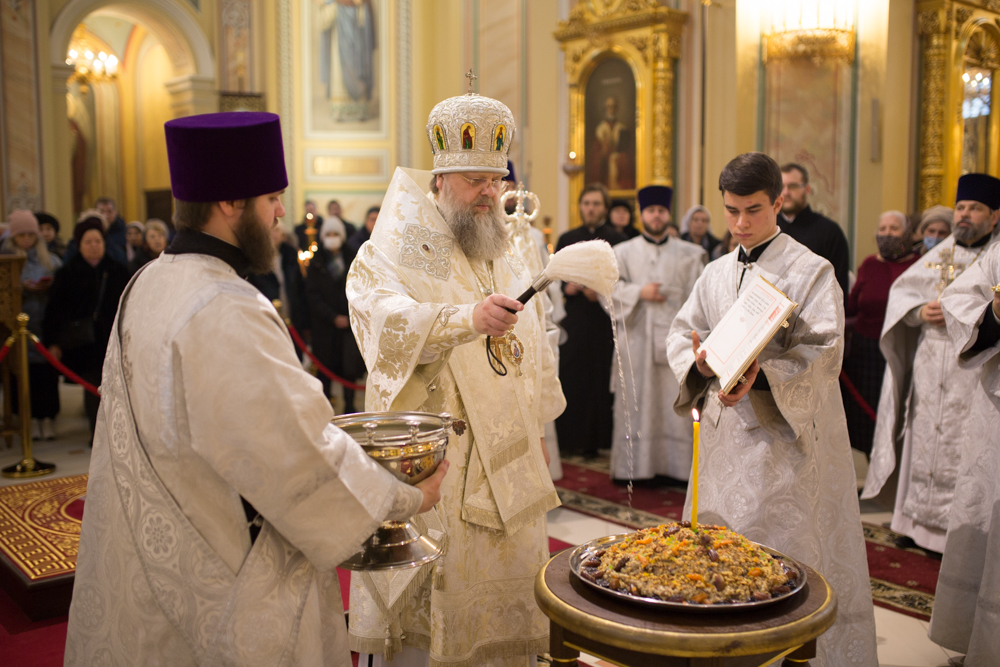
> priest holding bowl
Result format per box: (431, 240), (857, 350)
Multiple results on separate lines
(64, 111), (447, 667)
(666, 152), (877, 667)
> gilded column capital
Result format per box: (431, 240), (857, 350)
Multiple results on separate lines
(917, 1), (954, 36)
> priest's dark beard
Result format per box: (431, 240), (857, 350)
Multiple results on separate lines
(438, 191), (509, 262)
(234, 204), (277, 274)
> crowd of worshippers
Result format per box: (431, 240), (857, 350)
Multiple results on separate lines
(0, 196), (379, 440)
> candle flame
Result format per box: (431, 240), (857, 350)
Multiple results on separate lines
(692, 408), (700, 422)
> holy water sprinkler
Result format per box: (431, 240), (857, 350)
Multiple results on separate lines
(511, 240), (619, 309)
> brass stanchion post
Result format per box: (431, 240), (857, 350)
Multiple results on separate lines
(2, 313), (55, 478)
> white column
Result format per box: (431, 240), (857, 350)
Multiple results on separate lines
(165, 75), (218, 118)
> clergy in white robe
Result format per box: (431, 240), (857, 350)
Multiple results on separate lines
(605, 185), (705, 481)
(862, 173), (1000, 553)
(64, 112), (436, 667)
(929, 211), (1000, 664)
(346, 90), (565, 667)
(666, 152), (877, 667)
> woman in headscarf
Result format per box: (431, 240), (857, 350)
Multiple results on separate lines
(607, 199), (639, 239)
(128, 219), (169, 273)
(842, 210), (921, 457)
(125, 220), (145, 263)
(2, 210), (62, 439)
(305, 216), (362, 413)
(43, 216), (130, 441)
(916, 205), (953, 255)
(679, 205), (722, 259)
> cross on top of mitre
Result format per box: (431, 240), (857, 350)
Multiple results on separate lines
(925, 247), (966, 295)
(465, 68), (477, 94)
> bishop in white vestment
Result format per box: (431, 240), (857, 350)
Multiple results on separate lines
(929, 238), (1000, 663)
(346, 90), (565, 667)
(863, 173), (1000, 553)
(64, 113), (436, 667)
(606, 185), (704, 480)
(666, 153), (877, 667)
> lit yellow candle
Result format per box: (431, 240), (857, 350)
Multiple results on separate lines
(691, 408), (700, 529)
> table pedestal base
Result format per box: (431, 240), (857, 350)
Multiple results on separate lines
(549, 621), (817, 667)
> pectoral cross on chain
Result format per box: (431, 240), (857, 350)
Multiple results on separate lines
(465, 69), (477, 94)
(926, 247), (966, 296)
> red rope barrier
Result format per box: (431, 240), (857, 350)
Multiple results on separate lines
(286, 323), (367, 392)
(0, 341), (12, 366)
(840, 369), (877, 423)
(32, 340), (102, 397)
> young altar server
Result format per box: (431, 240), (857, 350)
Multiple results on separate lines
(666, 152), (877, 667)
(64, 112), (446, 666)
(862, 173), (1000, 553)
(930, 240), (1000, 663)
(605, 185), (705, 481)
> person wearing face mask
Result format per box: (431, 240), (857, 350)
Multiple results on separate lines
(916, 205), (953, 254)
(863, 174), (1000, 554)
(305, 216), (360, 413)
(842, 211), (921, 458)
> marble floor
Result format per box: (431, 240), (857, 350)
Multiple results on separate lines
(0, 382), (968, 666)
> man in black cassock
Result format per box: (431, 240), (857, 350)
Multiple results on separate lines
(778, 163), (850, 301)
(555, 183), (627, 458)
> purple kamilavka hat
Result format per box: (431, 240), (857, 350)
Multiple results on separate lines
(165, 112), (288, 202)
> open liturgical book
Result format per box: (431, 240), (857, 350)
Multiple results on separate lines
(697, 275), (799, 394)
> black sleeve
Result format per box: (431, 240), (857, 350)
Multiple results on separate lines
(42, 269), (69, 346)
(828, 227), (851, 306)
(305, 265), (338, 326)
(969, 302), (1000, 353)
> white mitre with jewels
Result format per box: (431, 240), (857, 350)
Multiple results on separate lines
(426, 75), (515, 175)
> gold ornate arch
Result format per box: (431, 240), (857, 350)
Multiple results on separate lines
(554, 0), (686, 229)
(917, 0), (1000, 211)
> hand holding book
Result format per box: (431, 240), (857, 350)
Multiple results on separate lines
(691, 330), (760, 406)
(692, 275), (798, 398)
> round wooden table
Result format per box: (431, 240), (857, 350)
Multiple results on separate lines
(534, 549), (837, 667)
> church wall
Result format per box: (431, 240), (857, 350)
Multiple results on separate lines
(763, 60), (853, 229)
(674, 0), (703, 224)
(136, 40), (175, 199)
(0, 0), (45, 215)
(410, 0), (466, 176)
(527, 0), (564, 241)
(855, 0), (891, 266)
(701, 0), (758, 238)
(882, 0), (918, 246)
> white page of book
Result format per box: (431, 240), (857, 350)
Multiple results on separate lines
(698, 275), (795, 392)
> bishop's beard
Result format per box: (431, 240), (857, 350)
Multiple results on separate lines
(438, 189), (509, 262)
(234, 202), (277, 274)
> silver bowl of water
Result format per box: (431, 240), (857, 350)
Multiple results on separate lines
(333, 411), (464, 570)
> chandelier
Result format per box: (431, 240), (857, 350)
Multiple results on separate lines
(66, 25), (118, 93)
(764, 0), (856, 64)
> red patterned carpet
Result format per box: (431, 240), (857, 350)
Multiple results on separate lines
(553, 460), (940, 619)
